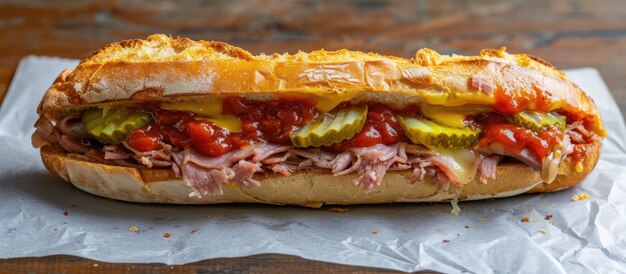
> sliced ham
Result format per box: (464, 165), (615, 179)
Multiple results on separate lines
(329, 152), (353, 173)
(344, 144), (405, 190)
(58, 115), (91, 140)
(34, 117), (61, 146)
(478, 155), (502, 184)
(103, 145), (132, 160)
(252, 144), (290, 162)
(426, 156), (463, 187)
(271, 163), (293, 176)
(59, 135), (91, 154)
(186, 146), (255, 169)
(261, 152), (293, 165)
(231, 160), (262, 187)
(475, 142), (540, 169)
(31, 131), (51, 148)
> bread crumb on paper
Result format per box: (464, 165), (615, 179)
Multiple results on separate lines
(572, 193), (589, 201)
(191, 227), (200, 233)
(545, 214), (553, 220)
(329, 207), (349, 213)
(443, 239), (450, 243)
(539, 228), (547, 234)
(372, 230), (380, 234)
(129, 226), (139, 232)
(478, 217), (487, 222)
(163, 233), (172, 238)
(63, 210), (69, 216)
(521, 216), (530, 222)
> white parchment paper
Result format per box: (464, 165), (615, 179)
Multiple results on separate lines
(1, 56), (625, 273)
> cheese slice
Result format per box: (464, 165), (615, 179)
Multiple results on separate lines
(161, 98), (223, 117)
(431, 148), (480, 185)
(421, 104), (492, 128)
(202, 115), (242, 133)
(163, 98), (242, 132)
(313, 90), (360, 112)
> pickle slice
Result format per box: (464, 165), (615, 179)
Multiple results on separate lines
(399, 116), (480, 149)
(82, 107), (151, 144)
(290, 105), (367, 148)
(512, 111), (566, 132)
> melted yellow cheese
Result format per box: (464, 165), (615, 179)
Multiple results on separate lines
(163, 98), (242, 132)
(431, 148), (479, 185)
(204, 115), (242, 133)
(422, 92), (495, 107)
(161, 99), (223, 117)
(421, 104), (492, 128)
(313, 90), (360, 112)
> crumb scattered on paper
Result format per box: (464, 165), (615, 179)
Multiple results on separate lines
(372, 230), (380, 234)
(521, 216), (530, 222)
(329, 207), (349, 213)
(478, 217), (487, 222)
(129, 226), (138, 232)
(572, 193), (590, 201)
(545, 214), (553, 220)
(63, 210), (69, 216)
(191, 227), (200, 233)
(163, 233), (172, 238)
(443, 239), (450, 243)
(539, 228), (547, 234)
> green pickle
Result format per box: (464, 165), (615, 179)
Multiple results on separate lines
(290, 105), (367, 148)
(512, 111), (566, 132)
(399, 117), (480, 149)
(82, 107), (151, 144)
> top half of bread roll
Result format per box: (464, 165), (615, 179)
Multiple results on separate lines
(37, 34), (605, 137)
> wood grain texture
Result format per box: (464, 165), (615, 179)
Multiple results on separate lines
(0, 0), (624, 272)
(0, 254), (402, 274)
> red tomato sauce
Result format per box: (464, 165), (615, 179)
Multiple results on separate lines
(493, 85), (550, 115)
(126, 97), (319, 156)
(477, 122), (563, 160)
(332, 104), (410, 150)
(570, 145), (587, 161)
(222, 96), (319, 144)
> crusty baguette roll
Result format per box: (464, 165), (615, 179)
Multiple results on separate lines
(39, 35), (604, 136)
(34, 34), (604, 206)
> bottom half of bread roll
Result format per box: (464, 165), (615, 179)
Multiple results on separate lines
(39, 139), (600, 207)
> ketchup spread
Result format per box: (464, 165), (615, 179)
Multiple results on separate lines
(493, 85), (550, 115)
(478, 122), (563, 160)
(570, 145), (587, 161)
(223, 96), (318, 144)
(126, 125), (162, 152)
(126, 97), (319, 156)
(333, 105), (409, 150)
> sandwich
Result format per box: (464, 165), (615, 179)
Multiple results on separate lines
(32, 34), (605, 207)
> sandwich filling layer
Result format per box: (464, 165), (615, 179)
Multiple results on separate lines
(33, 95), (597, 197)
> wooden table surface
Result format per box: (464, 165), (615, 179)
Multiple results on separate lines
(1, 0), (624, 273)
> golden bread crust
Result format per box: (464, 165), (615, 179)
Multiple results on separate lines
(38, 34), (605, 136)
(39, 140), (600, 206)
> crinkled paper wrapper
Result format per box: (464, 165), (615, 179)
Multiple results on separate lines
(0, 56), (625, 273)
